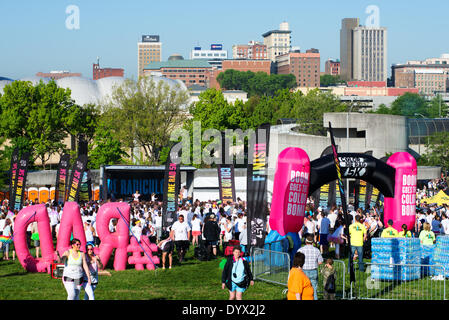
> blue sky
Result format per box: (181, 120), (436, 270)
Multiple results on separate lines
(1, 0), (448, 80)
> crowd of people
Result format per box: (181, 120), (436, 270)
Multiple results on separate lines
(0, 175), (448, 300)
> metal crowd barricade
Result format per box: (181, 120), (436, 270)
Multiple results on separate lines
(251, 248), (291, 287)
(350, 262), (447, 300)
(317, 260), (346, 299)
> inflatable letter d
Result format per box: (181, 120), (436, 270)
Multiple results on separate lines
(96, 202), (130, 271)
(384, 152), (417, 231)
(269, 148), (310, 236)
(14, 204), (55, 273)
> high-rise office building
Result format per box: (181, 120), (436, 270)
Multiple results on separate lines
(262, 22), (291, 62)
(340, 18), (359, 81)
(340, 19), (388, 82)
(138, 35), (162, 78)
(352, 27), (388, 82)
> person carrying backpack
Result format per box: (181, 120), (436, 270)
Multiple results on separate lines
(320, 258), (336, 300)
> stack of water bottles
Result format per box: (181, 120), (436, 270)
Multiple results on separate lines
(371, 238), (421, 281)
(420, 244), (435, 277)
(431, 235), (449, 278)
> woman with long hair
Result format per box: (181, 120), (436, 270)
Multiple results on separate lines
(82, 243), (103, 300)
(58, 238), (91, 300)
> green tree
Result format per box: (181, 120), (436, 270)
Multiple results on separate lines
(427, 95), (448, 118)
(100, 77), (189, 165)
(320, 74), (346, 87)
(418, 131), (449, 170)
(88, 121), (128, 169)
(388, 93), (429, 117)
(0, 80), (75, 168)
(216, 70), (296, 97)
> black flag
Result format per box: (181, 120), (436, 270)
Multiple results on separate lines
(247, 123), (270, 253)
(66, 154), (88, 202)
(55, 154), (70, 205)
(217, 132), (236, 204)
(8, 148), (19, 211)
(329, 122), (355, 283)
(13, 152), (30, 212)
(162, 147), (181, 229)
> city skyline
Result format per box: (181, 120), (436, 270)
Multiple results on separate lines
(1, 0), (449, 80)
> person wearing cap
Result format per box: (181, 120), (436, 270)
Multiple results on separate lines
(349, 215), (367, 272)
(381, 220), (399, 238)
(131, 219), (143, 242)
(296, 234), (323, 300)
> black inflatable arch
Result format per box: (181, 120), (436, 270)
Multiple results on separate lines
(308, 153), (396, 198)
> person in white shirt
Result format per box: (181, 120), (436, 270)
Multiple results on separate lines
(154, 211), (163, 243)
(327, 210), (338, 232)
(441, 213), (449, 235)
(191, 214), (202, 247)
(170, 215), (191, 263)
(131, 219), (143, 242)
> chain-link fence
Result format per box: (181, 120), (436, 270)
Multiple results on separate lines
(251, 248), (290, 286)
(350, 262), (447, 300)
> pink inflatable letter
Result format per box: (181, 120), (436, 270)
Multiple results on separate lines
(384, 152), (417, 231)
(14, 204), (55, 273)
(269, 148), (310, 236)
(96, 202), (130, 271)
(56, 202), (87, 255)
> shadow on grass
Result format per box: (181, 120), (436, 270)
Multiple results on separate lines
(0, 272), (28, 278)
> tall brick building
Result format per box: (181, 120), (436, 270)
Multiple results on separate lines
(276, 50), (320, 87)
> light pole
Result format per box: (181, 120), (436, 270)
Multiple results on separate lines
(346, 104), (355, 206)
(414, 113), (426, 155)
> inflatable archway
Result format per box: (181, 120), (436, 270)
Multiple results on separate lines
(270, 148), (417, 235)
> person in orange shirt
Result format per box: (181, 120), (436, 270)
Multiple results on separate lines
(287, 252), (314, 300)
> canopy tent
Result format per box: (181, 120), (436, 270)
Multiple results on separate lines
(420, 190), (449, 206)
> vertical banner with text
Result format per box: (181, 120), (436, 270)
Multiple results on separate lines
(66, 154), (88, 202)
(8, 148), (19, 211)
(55, 154), (70, 205)
(247, 123), (270, 252)
(13, 152), (30, 212)
(217, 132), (236, 204)
(162, 147), (181, 229)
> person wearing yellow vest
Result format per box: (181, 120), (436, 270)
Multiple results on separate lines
(419, 222), (436, 245)
(349, 215), (367, 272)
(381, 220), (399, 238)
(398, 224), (412, 238)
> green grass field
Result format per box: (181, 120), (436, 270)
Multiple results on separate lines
(0, 247), (287, 300)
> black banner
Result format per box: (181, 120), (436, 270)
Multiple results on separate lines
(79, 169), (92, 202)
(329, 122), (355, 283)
(55, 154), (70, 205)
(217, 132), (236, 204)
(13, 152), (30, 212)
(66, 154), (88, 202)
(162, 149), (181, 229)
(247, 123), (270, 251)
(8, 148), (19, 212)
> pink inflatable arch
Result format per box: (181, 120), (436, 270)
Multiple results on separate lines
(14, 204), (55, 273)
(269, 148), (310, 236)
(56, 202), (87, 255)
(96, 202), (130, 271)
(383, 152), (417, 231)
